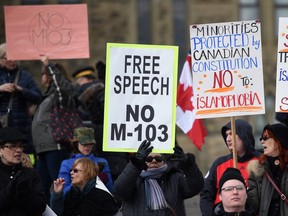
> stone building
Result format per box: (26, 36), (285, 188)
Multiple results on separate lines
(0, 0), (287, 173)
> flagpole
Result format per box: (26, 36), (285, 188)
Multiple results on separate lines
(230, 116), (238, 168)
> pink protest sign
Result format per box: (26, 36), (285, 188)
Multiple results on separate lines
(4, 4), (89, 60)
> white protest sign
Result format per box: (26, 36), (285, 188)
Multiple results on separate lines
(190, 20), (265, 118)
(103, 43), (178, 153)
(275, 17), (288, 112)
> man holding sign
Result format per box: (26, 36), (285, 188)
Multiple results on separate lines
(200, 119), (260, 216)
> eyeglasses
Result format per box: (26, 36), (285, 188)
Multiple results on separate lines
(221, 185), (245, 192)
(3, 144), (24, 151)
(70, 168), (83, 173)
(146, 156), (163, 163)
(259, 136), (270, 142)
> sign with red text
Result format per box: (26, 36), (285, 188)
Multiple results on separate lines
(190, 20), (265, 118)
(4, 4), (89, 60)
(276, 17), (288, 113)
(103, 43), (178, 153)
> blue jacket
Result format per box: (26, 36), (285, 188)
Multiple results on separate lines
(0, 66), (41, 153)
(58, 153), (114, 194)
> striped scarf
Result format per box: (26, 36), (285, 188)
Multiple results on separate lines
(140, 164), (169, 210)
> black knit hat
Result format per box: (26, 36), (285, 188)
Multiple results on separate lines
(263, 123), (288, 149)
(219, 168), (245, 191)
(0, 127), (27, 145)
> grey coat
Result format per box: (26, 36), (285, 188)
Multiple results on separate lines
(247, 160), (288, 216)
(32, 63), (76, 154)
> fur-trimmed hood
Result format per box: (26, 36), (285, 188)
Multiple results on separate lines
(247, 160), (265, 178)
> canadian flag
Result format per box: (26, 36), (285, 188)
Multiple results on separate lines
(176, 54), (207, 150)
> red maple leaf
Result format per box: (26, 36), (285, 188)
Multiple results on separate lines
(177, 83), (194, 112)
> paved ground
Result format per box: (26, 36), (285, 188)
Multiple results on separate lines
(185, 195), (201, 215)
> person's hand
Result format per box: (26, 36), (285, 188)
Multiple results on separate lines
(13, 84), (23, 92)
(40, 55), (49, 66)
(135, 140), (153, 162)
(53, 178), (65, 194)
(171, 146), (188, 162)
(5, 171), (22, 198)
(0, 83), (16, 93)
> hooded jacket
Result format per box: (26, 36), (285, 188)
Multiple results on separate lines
(200, 119), (260, 216)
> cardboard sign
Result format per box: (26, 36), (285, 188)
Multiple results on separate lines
(4, 4), (89, 60)
(275, 17), (288, 113)
(190, 20), (265, 118)
(103, 43), (178, 153)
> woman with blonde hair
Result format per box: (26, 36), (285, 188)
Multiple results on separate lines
(51, 158), (119, 216)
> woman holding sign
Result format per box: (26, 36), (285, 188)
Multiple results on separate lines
(113, 140), (204, 216)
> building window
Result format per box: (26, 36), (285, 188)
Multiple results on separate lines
(59, 0), (81, 3)
(137, 0), (151, 44)
(239, 0), (259, 21)
(21, 0), (43, 5)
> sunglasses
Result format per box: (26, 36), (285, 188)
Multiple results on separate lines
(259, 136), (270, 142)
(146, 156), (163, 163)
(70, 168), (83, 173)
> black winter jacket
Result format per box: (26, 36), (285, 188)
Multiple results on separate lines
(0, 160), (46, 216)
(114, 154), (204, 216)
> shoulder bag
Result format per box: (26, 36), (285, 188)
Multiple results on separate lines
(0, 70), (20, 127)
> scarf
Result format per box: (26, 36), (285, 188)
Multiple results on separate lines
(140, 164), (169, 210)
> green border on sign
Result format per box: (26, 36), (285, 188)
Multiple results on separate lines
(103, 43), (178, 153)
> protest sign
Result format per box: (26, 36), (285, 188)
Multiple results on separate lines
(4, 4), (89, 60)
(275, 17), (288, 113)
(103, 43), (178, 153)
(190, 20), (265, 119)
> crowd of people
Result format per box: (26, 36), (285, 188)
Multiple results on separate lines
(2, 39), (288, 216)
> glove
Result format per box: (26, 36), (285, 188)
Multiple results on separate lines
(171, 146), (188, 162)
(5, 170), (22, 199)
(135, 140), (153, 162)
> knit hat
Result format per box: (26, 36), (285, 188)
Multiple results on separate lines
(263, 123), (288, 149)
(73, 127), (96, 145)
(219, 168), (245, 191)
(0, 127), (27, 145)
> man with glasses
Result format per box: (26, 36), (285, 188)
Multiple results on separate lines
(114, 140), (204, 216)
(0, 127), (46, 215)
(200, 119), (260, 216)
(213, 167), (252, 216)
